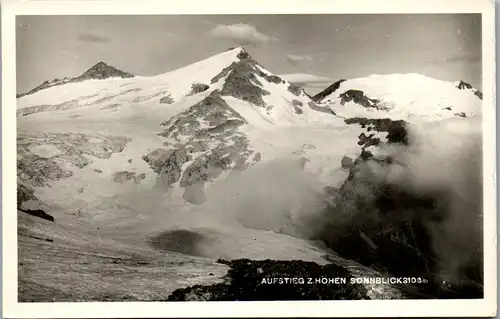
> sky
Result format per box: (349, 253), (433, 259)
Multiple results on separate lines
(16, 14), (482, 95)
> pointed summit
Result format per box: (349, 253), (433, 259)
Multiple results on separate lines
(78, 61), (134, 80)
(210, 47), (271, 107)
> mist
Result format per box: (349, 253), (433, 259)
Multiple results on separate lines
(194, 114), (483, 289)
(379, 115), (483, 284)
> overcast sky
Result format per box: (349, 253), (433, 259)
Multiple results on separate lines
(16, 14), (481, 94)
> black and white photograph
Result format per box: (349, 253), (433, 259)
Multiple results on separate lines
(2, 0), (496, 317)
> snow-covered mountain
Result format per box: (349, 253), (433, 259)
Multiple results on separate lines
(17, 46), (483, 300)
(313, 74), (482, 120)
(16, 61), (134, 99)
(17, 47), (355, 207)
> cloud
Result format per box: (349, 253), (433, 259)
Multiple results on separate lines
(286, 54), (314, 64)
(208, 23), (277, 46)
(279, 73), (334, 84)
(77, 32), (111, 43)
(425, 55), (481, 66)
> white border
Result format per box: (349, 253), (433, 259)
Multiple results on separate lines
(2, 0), (496, 317)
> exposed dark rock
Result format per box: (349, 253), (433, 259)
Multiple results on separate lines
(291, 99), (304, 114)
(474, 90), (483, 100)
(167, 259), (369, 301)
(209, 48), (270, 108)
(76, 61), (134, 81)
(293, 106), (304, 114)
(264, 75), (283, 84)
(457, 80), (473, 90)
(219, 64), (270, 107)
(454, 112), (467, 118)
(189, 83), (210, 96)
(312, 79), (347, 102)
(341, 156), (354, 169)
(159, 91), (246, 140)
(344, 117), (409, 145)
(145, 148), (192, 187)
(19, 208), (55, 223)
(253, 152), (262, 163)
(340, 89), (380, 108)
(358, 133), (380, 148)
(359, 148), (374, 161)
(287, 84), (303, 97)
(237, 50), (250, 60)
(149, 91), (257, 191)
(179, 135), (251, 187)
(159, 94), (175, 104)
(17, 155), (73, 188)
(443, 106), (452, 111)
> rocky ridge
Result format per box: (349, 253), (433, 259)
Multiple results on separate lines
(17, 62), (134, 98)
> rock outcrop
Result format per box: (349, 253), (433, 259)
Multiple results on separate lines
(167, 259), (370, 301)
(341, 156), (354, 169)
(340, 89), (380, 109)
(344, 117), (409, 150)
(19, 208), (55, 222)
(188, 83), (210, 96)
(312, 79), (347, 102)
(457, 80), (473, 90)
(317, 116), (482, 299)
(75, 61), (134, 81)
(17, 133), (130, 187)
(211, 49), (270, 107)
(144, 91), (257, 203)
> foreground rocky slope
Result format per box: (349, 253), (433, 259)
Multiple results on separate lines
(18, 210), (229, 301)
(19, 209), (419, 301)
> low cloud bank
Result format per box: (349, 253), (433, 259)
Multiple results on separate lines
(199, 115), (483, 294)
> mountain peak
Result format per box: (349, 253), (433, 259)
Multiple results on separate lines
(225, 46), (246, 52)
(17, 61), (135, 98)
(90, 61), (109, 69)
(79, 61), (134, 80)
(209, 48), (272, 107)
